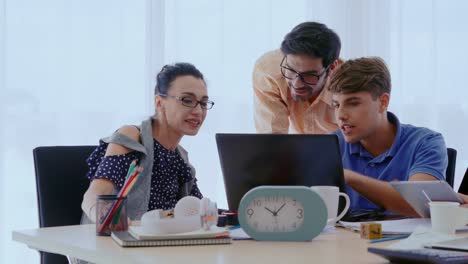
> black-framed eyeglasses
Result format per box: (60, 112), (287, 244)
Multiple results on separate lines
(158, 94), (215, 110)
(280, 56), (330, 85)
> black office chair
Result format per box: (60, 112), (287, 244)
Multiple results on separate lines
(33, 146), (96, 264)
(458, 167), (468, 195)
(446, 148), (457, 188)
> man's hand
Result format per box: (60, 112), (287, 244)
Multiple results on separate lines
(343, 169), (357, 184)
(459, 193), (468, 208)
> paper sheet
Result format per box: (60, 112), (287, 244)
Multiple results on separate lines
(339, 218), (468, 235)
(389, 226), (458, 250)
(229, 228), (251, 240)
(229, 225), (339, 240)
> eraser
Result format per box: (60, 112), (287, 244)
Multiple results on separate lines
(360, 222), (382, 239)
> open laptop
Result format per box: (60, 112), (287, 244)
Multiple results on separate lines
(215, 134), (346, 212)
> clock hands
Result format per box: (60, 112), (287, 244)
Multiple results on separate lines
(264, 203), (287, 217)
(275, 203), (286, 214)
(264, 206), (276, 216)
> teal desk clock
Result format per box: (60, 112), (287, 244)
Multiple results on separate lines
(238, 186), (327, 241)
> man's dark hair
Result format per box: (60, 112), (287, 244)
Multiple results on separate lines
(280, 22), (341, 68)
(328, 57), (391, 99)
(155, 62), (205, 95)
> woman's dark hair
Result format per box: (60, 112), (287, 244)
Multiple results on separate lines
(155, 63), (205, 95)
(280, 22), (341, 68)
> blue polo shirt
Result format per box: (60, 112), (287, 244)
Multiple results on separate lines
(334, 112), (447, 211)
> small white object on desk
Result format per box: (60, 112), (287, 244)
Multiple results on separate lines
(429, 201), (464, 235)
(229, 227), (251, 240)
(140, 196), (218, 234)
(200, 197), (218, 230)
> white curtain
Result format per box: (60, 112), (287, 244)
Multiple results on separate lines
(1, 0), (468, 262)
(0, 0), (150, 262)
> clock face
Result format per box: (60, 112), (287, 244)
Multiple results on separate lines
(244, 196), (304, 232)
(238, 186), (328, 241)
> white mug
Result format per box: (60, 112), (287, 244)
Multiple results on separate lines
(310, 186), (350, 225)
(429, 201), (468, 234)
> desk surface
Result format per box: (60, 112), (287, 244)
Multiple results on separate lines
(12, 224), (391, 264)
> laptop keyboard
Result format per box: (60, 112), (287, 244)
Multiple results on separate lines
(368, 247), (468, 263)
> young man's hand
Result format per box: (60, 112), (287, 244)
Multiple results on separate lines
(343, 169), (354, 184)
(459, 193), (468, 208)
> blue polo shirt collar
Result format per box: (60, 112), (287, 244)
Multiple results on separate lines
(348, 112), (402, 162)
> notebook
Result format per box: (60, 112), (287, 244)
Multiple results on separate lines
(128, 225), (229, 240)
(111, 231), (232, 247)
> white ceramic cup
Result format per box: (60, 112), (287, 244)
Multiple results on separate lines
(429, 201), (462, 235)
(310, 186), (350, 225)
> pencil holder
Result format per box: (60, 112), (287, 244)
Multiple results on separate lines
(96, 195), (128, 236)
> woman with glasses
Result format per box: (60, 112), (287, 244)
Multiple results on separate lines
(80, 62), (214, 226)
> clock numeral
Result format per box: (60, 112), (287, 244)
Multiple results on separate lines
(254, 199), (261, 207)
(297, 209), (303, 219)
(247, 208), (254, 218)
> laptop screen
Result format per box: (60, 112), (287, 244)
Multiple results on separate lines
(215, 133), (346, 211)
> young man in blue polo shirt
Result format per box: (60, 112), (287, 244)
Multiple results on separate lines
(327, 56), (461, 217)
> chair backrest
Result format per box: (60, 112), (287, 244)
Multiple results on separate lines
(446, 148), (457, 188)
(33, 146), (96, 264)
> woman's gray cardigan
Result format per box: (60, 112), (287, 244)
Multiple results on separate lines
(81, 117), (196, 224)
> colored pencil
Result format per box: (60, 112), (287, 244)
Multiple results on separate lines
(111, 161), (138, 224)
(369, 234), (410, 243)
(98, 166), (141, 233)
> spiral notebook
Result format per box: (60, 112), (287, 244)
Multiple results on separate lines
(111, 231), (232, 247)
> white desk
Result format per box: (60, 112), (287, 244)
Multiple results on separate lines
(12, 224), (391, 264)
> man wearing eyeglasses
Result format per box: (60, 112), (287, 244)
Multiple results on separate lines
(253, 22), (341, 134)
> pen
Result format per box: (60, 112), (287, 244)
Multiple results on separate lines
(369, 234), (410, 243)
(421, 190), (432, 203)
